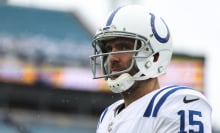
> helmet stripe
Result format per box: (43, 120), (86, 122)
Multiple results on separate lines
(104, 7), (123, 30)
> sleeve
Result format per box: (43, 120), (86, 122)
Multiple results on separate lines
(154, 89), (212, 133)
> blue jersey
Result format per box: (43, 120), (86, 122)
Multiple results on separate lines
(96, 85), (212, 133)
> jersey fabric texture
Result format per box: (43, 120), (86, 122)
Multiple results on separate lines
(96, 85), (212, 133)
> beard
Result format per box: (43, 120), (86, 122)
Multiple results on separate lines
(108, 63), (139, 80)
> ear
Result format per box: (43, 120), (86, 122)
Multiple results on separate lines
(153, 53), (159, 62)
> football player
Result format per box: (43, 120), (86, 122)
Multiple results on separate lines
(89, 5), (212, 133)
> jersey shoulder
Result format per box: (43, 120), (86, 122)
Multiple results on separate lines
(163, 85), (211, 108)
(143, 85), (212, 133)
(143, 85), (212, 117)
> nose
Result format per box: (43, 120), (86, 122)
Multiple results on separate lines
(109, 53), (120, 64)
(108, 46), (121, 62)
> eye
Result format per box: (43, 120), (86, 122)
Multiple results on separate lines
(104, 45), (112, 52)
(99, 43), (112, 53)
(119, 43), (132, 51)
(122, 45), (130, 51)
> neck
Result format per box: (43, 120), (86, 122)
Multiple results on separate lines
(121, 78), (160, 107)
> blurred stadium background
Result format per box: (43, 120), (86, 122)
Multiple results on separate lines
(0, 0), (219, 133)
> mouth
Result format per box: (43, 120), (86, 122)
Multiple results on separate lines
(111, 70), (120, 74)
(109, 70), (122, 80)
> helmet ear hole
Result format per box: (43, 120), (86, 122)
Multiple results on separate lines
(153, 53), (159, 62)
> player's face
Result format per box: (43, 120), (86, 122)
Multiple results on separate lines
(103, 38), (138, 80)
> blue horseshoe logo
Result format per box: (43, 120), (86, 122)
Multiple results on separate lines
(150, 13), (170, 43)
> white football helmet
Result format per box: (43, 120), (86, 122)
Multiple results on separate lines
(89, 5), (173, 93)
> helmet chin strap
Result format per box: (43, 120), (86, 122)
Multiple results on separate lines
(107, 71), (143, 93)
